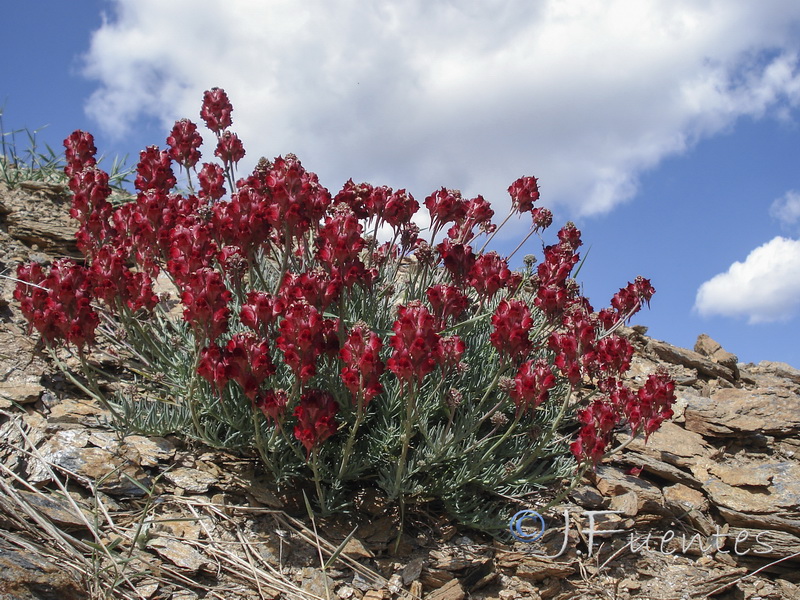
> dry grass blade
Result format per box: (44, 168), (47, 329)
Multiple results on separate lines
(0, 409), (206, 599)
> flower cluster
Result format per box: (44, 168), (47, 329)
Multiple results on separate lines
(14, 260), (98, 349)
(13, 88), (676, 527)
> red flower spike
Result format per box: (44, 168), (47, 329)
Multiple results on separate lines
(256, 389), (289, 426)
(490, 299), (533, 361)
(90, 246), (158, 312)
(63, 130), (97, 176)
(200, 87), (233, 133)
(180, 268), (232, 342)
(293, 390), (339, 457)
(508, 176), (540, 214)
(425, 188), (467, 234)
(226, 333), (276, 400)
(531, 207), (553, 232)
(167, 119), (203, 169)
(557, 222), (582, 251)
(426, 284), (470, 328)
(437, 239), (476, 286)
(279, 270), (342, 312)
(214, 130), (245, 165)
(13, 259), (99, 350)
(387, 302), (442, 384)
(276, 302), (327, 381)
(468, 251), (512, 300)
(197, 344), (233, 392)
(263, 154), (331, 244)
(135, 146), (176, 192)
(341, 325), (385, 405)
(383, 189), (419, 230)
(447, 195), (495, 243)
(511, 358), (557, 415)
(241, 291), (285, 334)
(198, 163), (227, 200)
(438, 335), (466, 373)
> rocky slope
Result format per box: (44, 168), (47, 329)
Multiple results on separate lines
(1, 182), (799, 600)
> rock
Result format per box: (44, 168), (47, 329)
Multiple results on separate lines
(694, 334), (740, 379)
(663, 484), (708, 514)
(342, 536), (374, 560)
(300, 567), (336, 598)
(685, 386), (800, 438)
(0, 539), (85, 600)
(401, 557), (425, 584)
(28, 429), (151, 496)
(592, 466), (664, 512)
(646, 339), (736, 382)
(706, 462), (773, 488)
(17, 490), (92, 530)
(497, 552), (574, 582)
(163, 467), (218, 494)
(47, 397), (113, 428)
(148, 537), (210, 573)
(753, 361), (800, 384)
(702, 479), (774, 514)
(0, 182), (78, 256)
(725, 528), (800, 560)
(425, 578), (466, 600)
(717, 507), (800, 536)
(609, 491), (638, 517)
(619, 420), (716, 468)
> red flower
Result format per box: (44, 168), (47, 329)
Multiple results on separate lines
(437, 239), (476, 286)
(214, 130), (245, 165)
(180, 268), (232, 342)
(340, 324), (384, 405)
(14, 260), (99, 350)
(438, 335), (466, 373)
(387, 302), (441, 385)
(200, 87), (233, 133)
(447, 195), (495, 243)
(276, 302), (332, 381)
(226, 333), (276, 399)
(293, 390), (338, 457)
(508, 176), (540, 214)
(135, 146), (176, 192)
(468, 251), (512, 300)
(240, 291), (285, 335)
(426, 284), (470, 328)
(167, 119), (203, 169)
(256, 389), (289, 426)
(197, 344), (233, 392)
(383, 189), (419, 230)
(511, 359), (557, 415)
(90, 245), (158, 312)
(63, 130), (97, 176)
(425, 188), (467, 234)
(279, 270), (341, 312)
(198, 162), (227, 200)
(490, 299), (533, 361)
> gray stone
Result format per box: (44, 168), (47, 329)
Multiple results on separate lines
(0, 539), (85, 600)
(163, 466), (218, 494)
(646, 339), (736, 382)
(685, 387), (800, 438)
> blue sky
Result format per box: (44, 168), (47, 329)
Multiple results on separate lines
(2, 0), (800, 368)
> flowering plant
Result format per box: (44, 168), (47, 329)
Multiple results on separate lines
(14, 88), (675, 531)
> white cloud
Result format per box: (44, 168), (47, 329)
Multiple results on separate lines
(770, 190), (800, 229)
(694, 236), (800, 324)
(82, 0), (800, 223)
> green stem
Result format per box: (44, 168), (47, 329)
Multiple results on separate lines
(391, 385), (417, 500)
(337, 398), (365, 480)
(310, 448), (328, 514)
